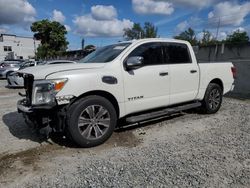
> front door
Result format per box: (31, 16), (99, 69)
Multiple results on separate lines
(122, 42), (170, 115)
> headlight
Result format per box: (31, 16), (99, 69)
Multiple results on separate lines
(32, 78), (67, 105)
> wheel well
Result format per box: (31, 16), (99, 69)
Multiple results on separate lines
(71, 90), (120, 118)
(210, 78), (224, 92)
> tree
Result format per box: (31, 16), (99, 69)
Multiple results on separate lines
(143, 22), (158, 38)
(199, 30), (217, 46)
(226, 30), (249, 44)
(31, 19), (68, 59)
(201, 30), (212, 44)
(124, 22), (158, 40)
(174, 28), (198, 46)
(124, 23), (143, 40)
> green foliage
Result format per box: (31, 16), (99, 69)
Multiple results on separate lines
(174, 28), (198, 46)
(226, 30), (249, 44)
(31, 19), (68, 59)
(201, 30), (212, 44)
(199, 30), (218, 46)
(124, 22), (158, 40)
(124, 23), (143, 40)
(143, 22), (158, 38)
(174, 27), (249, 46)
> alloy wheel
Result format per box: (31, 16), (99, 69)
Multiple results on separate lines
(208, 88), (221, 110)
(78, 105), (110, 140)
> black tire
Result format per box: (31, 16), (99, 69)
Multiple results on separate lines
(67, 95), (117, 147)
(201, 83), (223, 114)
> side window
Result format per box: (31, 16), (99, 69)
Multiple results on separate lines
(165, 43), (191, 64)
(128, 43), (163, 66)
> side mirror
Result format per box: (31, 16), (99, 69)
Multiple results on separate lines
(125, 56), (143, 70)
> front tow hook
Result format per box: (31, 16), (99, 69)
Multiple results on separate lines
(18, 92), (26, 97)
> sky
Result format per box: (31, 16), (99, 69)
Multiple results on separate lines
(0, 0), (250, 50)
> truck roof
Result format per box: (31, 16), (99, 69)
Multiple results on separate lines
(124, 38), (190, 45)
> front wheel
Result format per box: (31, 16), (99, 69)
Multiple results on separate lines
(67, 96), (117, 147)
(201, 83), (223, 114)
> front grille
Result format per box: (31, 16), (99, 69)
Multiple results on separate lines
(23, 74), (34, 105)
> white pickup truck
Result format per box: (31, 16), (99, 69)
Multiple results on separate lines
(17, 38), (235, 147)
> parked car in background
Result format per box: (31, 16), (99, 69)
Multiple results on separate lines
(7, 60), (77, 88)
(0, 60), (24, 78)
(40, 60), (77, 65)
(19, 61), (43, 69)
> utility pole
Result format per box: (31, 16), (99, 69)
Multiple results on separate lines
(138, 31), (142, 39)
(214, 18), (221, 61)
(81, 38), (85, 50)
(215, 17), (221, 41)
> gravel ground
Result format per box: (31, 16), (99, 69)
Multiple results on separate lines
(0, 79), (250, 187)
(0, 80), (42, 154)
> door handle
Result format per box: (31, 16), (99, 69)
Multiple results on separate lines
(159, 72), (168, 76)
(190, 70), (197, 73)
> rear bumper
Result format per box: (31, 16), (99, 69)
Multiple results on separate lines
(230, 83), (235, 92)
(223, 83), (235, 95)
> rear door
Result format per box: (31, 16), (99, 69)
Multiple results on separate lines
(123, 42), (170, 114)
(164, 43), (199, 104)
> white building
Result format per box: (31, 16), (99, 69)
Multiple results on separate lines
(0, 34), (41, 61)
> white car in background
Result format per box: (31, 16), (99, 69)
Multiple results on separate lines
(7, 60), (77, 88)
(0, 60), (24, 78)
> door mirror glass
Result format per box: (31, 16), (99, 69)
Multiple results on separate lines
(125, 56), (143, 70)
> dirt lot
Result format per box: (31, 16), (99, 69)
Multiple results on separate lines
(0, 79), (250, 187)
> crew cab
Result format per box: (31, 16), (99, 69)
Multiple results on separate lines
(17, 38), (235, 147)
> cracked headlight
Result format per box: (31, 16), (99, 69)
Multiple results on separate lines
(32, 79), (67, 105)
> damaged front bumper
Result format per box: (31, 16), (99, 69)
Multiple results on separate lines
(17, 99), (65, 131)
(17, 99), (33, 113)
(17, 98), (56, 113)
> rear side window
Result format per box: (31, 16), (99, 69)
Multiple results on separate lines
(128, 42), (164, 66)
(164, 43), (191, 64)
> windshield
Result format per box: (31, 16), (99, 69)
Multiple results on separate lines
(19, 61), (35, 69)
(79, 42), (131, 63)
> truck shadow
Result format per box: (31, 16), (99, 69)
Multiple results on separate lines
(2, 111), (79, 148)
(2, 110), (197, 148)
(2, 111), (45, 143)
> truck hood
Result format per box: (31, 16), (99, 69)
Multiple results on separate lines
(18, 63), (105, 79)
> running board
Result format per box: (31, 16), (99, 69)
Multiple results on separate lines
(126, 102), (201, 123)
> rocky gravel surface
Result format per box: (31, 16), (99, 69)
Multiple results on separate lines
(0, 80), (42, 154)
(0, 80), (249, 187)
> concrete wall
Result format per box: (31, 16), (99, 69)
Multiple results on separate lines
(196, 43), (250, 62)
(196, 43), (250, 99)
(229, 60), (250, 99)
(0, 34), (40, 61)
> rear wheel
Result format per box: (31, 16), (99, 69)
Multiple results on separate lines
(201, 83), (223, 114)
(67, 96), (117, 147)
